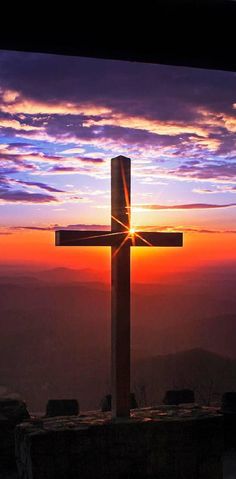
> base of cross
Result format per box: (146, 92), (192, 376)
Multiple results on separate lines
(15, 405), (223, 479)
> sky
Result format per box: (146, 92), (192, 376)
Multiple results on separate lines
(0, 50), (236, 276)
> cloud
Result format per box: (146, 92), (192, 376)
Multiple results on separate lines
(0, 117), (40, 131)
(134, 203), (236, 210)
(83, 113), (209, 140)
(6, 223), (236, 235)
(0, 189), (58, 203)
(1, 52), (235, 118)
(192, 188), (218, 194)
(137, 160), (236, 184)
(1, 51), (236, 201)
(47, 166), (80, 173)
(193, 185), (236, 194)
(1, 98), (111, 117)
(173, 161), (236, 183)
(61, 147), (85, 154)
(11, 223), (110, 231)
(13, 179), (64, 193)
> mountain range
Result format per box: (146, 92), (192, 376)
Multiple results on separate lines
(0, 263), (235, 411)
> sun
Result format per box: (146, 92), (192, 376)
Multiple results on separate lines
(129, 227), (136, 235)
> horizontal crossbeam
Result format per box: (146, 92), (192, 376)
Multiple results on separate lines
(134, 231), (183, 247)
(55, 230), (183, 247)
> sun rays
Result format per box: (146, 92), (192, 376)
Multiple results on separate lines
(111, 165), (154, 255)
(57, 159), (156, 254)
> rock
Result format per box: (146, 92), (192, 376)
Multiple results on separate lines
(130, 392), (138, 409)
(221, 391), (236, 413)
(163, 389), (195, 405)
(46, 399), (79, 417)
(101, 394), (112, 412)
(221, 392), (236, 449)
(0, 398), (30, 469)
(0, 398), (30, 424)
(15, 406), (224, 479)
(100, 393), (138, 412)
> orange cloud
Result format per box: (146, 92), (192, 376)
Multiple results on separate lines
(0, 118), (40, 131)
(1, 92), (112, 116)
(84, 113), (209, 138)
(197, 107), (236, 134)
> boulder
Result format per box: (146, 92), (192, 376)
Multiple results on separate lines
(163, 389), (195, 405)
(0, 398), (30, 424)
(221, 391), (236, 413)
(46, 399), (79, 417)
(100, 393), (138, 412)
(221, 392), (236, 448)
(0, 398), (30, 469)
(15, 406), (224, 479)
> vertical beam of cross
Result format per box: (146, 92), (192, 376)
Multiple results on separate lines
(111, 156), (131, 418)
(55, 155), (183, 419)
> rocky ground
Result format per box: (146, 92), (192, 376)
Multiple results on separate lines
(2, 454), (236, 479)
(1, 406), (236, 478)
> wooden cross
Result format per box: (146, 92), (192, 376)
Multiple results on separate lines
(55, 155), (183, 418)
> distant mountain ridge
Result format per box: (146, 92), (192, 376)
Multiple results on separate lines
(1, 346), (236, 411)
(134, 347), (236, 406)
(0, 266), (108, 284)
(0, 264), (235, 411)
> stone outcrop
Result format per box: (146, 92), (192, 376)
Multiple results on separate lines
(100, 393), (138, 412)
(0, 398), (30, 469)
(163, 389), (195, 405)
(15, 405), (223, 479)
(221, 391), (236, 448)
(46, 399), (79, 417)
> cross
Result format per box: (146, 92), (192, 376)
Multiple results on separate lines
(55, 155), (183, 419)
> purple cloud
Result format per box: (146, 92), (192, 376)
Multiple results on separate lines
(135, 203), (236, 210)
(1, 51), (235, 119)
(48, 166), (78, 173)
(14, 179), (64, 193)
(152, 160), (236, 183)
(0, 189), (57, 203)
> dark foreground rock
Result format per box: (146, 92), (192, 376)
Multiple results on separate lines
(0, 398), (30, 469)
(222, 392), (236, 413)
(15, 405), (223, 479)
(221, 392), (236, 448)
(163, 389), (195, 405)
(100, 392), (138, 412)
(46, 399), (79, 417)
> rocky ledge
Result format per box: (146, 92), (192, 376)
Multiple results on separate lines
(15, 405), (223, 479)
